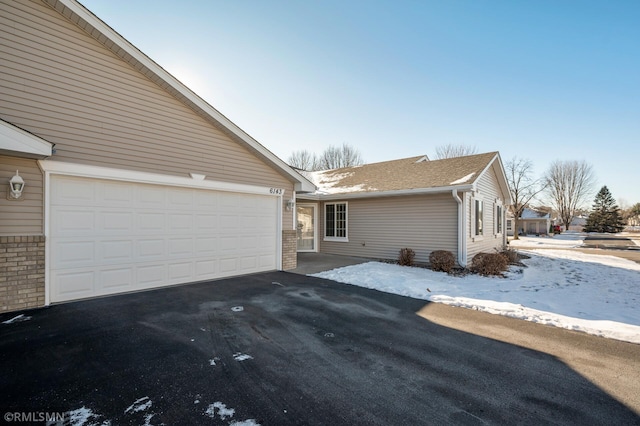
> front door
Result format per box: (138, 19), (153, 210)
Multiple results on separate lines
(296, 204), (317, 252)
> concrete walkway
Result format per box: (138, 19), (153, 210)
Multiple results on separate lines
(290, 252), (372, 275)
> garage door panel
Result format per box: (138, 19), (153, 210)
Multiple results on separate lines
(101, 240), (134, 262)
(52, 178), (96, 205)
(50, 175), (278, 303)
(168, 238), (193, 256)
(100, 268), (133, 290)
(102, 211), (133, 232)
(168, 213), (193, 232)
(53, 270), (95, 299)
(137, 213), (165, 231)
(195, 260), (217, 278)
(219, 258), (237, 273)
(168, 262), (193, 281)
(102, 181), (134, 204)
(53, 210), (95, 235)
(136, 185), (166, 208)
(52, 240), (95, 267)
(195, 237), (217, 254)
(137, 239), (166, 258)
(136, 264), (166, 286)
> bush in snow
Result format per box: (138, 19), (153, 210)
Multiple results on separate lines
(429, 250), (456, 273)
(471, 252), (508, 276)
(497, 245), (519, 264)
(398, 248), (416, 266)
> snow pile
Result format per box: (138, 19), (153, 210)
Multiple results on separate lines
(312, 249), (640, 344)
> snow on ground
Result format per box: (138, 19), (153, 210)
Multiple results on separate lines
(508, 232), (585, 248)
(312, 238), (640, 344)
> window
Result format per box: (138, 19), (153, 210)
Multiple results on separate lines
(474, 199), (483, 236)
(506, 219), (512, 232)
(496, 205), (503, 234)
(325, 202), (347, 240)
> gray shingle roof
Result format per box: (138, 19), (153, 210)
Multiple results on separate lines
(308, 151), (499, 195)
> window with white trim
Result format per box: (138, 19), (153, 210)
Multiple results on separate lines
(496, 204), (503, 234)
(325, 202), (347, 240)
(474, 199), (483, 236)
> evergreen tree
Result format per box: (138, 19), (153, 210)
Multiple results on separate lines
(583, 186), (625, 233)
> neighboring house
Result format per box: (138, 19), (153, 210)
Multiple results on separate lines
(295, 152), (512, 266)
(0, 0), (314, 313)
(506, 208), (551, 236)
(567, 216), (587, 232)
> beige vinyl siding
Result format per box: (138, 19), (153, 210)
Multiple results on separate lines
(467, 167), (505, 259)
(0, 1), (292, 199)
(0, 156), (43, 235)
(319, 194), (458, 264)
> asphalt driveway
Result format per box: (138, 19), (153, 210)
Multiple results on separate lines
(1, 272), (639, 425)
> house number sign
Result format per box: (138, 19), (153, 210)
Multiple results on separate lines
(269, 188), (284, 195)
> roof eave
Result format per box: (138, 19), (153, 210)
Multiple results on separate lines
(0, 120), (53, 159)
(45, 0), (311, 189)
(297, 184), (474, 201)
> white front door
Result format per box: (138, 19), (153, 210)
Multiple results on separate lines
(296, 204), (317, 252)
(49, 175), (279, 303)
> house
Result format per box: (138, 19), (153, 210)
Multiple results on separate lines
(295, 152), (512, 266)
(506, 208), (551, 236)
(0, 0), (314, 313)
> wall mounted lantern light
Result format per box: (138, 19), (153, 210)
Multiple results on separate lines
(286, 199), (295, 211)
(9, 170), (25, 199)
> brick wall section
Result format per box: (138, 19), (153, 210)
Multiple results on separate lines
(0, 236), (46, 313)
(282, 230), (297, 270)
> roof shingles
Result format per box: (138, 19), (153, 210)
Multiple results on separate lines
(309, 152), (499, 195)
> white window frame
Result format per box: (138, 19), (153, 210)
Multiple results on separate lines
(495, 200), (503, 236)
(472, 197), (484, 240)
(324, 202), (348, 242)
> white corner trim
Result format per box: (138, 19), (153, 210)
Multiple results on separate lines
(38, 160), (284, 197)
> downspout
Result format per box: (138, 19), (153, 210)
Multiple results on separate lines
(452, 190), (467, 267)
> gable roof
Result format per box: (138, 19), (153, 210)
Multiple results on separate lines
(521, 208), (551, 219)
(300, 151), (511, 201)
(43, 0), (314, 192)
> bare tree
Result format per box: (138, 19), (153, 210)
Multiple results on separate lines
(544, 160), (596, 232)
(434, 144), (478, 159)
(317, 143), (364, 170)
(287, 150), (318, 171)
(505, 157), (547, 239)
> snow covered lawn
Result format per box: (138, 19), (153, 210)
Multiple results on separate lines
(312, 235), (640, 344)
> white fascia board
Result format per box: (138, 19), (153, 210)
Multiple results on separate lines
(476, 153), (512, 205)
(296, 184), (474, 201)
(38, 160), (286, 197)
(0, 120), (53, 159)
(53, 0), (314, 193)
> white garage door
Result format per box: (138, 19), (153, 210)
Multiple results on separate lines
(49, 175), (279, 303)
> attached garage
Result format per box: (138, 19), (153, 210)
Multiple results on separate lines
(46, 167), (281, 303)
(0, 0), (315, 313)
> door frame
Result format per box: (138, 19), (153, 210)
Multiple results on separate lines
(296, 203), (318, 252)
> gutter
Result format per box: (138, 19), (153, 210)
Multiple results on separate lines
(452, 190), (467, 267)
(297, 184), (474, 201)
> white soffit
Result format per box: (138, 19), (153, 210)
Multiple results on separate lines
(0, 120), (53, 159)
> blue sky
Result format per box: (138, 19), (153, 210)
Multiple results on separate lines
(80, 0), (639, 206)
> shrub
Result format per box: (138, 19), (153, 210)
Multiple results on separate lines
(429, 250), (456, 273)
(398, 248), (416, 266)
(471, 252), (508, 276)
(497, 245), (518, 264)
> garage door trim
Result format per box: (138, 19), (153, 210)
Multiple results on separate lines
(39, 160), (285, 305)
